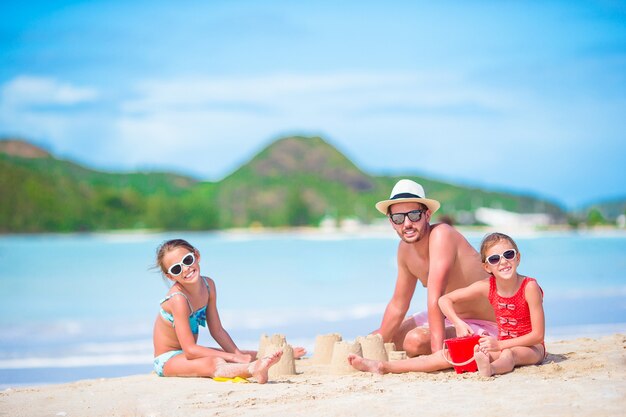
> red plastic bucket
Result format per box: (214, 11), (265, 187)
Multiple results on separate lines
(442, 334), (480, 374)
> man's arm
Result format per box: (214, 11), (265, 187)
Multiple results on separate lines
(426, 225), (456, 352)
(373, 249), (418, 342)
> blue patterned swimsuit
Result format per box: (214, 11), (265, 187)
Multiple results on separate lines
(153, 276), (210, 376)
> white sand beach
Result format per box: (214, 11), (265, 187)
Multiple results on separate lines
(1, 334), (624, 417)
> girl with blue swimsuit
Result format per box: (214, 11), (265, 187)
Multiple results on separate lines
(152, 239), (283, 383)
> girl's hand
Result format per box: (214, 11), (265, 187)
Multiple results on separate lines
(478, 336), (500, 353)
(453, 320), (474, 338)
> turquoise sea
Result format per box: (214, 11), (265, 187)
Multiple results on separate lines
(1, 229), (625, 388)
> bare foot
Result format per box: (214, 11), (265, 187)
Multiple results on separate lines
(473, 346), (492, 377)
(249, 350), (283, 384)
(347, 353), (384, 375)
(293, 346), (306, 359)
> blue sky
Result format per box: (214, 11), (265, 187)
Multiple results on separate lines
(1, 1), (625, 209)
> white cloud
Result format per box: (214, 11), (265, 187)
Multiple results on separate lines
(109, 71), (527, 179)
(0, 76), (109, 157)
(1, 75), (99, 108)
(122, 71), (511, 117)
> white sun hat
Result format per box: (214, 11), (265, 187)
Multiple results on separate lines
(375, 179), (441, 215)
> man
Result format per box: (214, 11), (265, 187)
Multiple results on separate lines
(349, 179), (497, 373)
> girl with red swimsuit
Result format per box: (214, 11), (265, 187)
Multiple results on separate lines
(439, 232), (546, 377)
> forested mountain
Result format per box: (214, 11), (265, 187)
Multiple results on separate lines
(1, 136), (566, 233)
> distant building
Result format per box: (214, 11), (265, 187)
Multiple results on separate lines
(340, 217), (361, 232)
(475, 207), (553, 228)
(319, 215), (337, 232)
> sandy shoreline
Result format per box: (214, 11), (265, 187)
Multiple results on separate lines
(1, 334), (624, 417)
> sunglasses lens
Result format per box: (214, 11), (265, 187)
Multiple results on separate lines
(390, 210), (424, 225)
(487, 249), (516, 265)
(182, 254), (194, 266)
(169, 264), (182, 276)
(503, 249), (516, 260)
(487, 255), (500, 265)
(390, 214), (404, 225)
(407, 210), (422, 222)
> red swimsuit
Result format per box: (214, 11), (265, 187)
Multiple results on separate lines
(488, 276), (543, 341)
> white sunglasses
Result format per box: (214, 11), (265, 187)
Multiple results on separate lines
(167, 252), (196, 276)
(485, 249), (517, 265)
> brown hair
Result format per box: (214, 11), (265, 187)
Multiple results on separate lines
(155, 239), (198, 275)
(479, 232), (519, 263)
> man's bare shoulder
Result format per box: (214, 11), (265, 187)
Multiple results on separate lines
(430, 222), (462, 238)
(428, 223), (465, 248)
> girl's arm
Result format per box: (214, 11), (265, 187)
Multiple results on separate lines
(438, 279), (489, 337)
(489, 280), (545, 351)
(205, 278), (252, 362)
(166, 295), (239, 361)
(167, 289), (249, 362)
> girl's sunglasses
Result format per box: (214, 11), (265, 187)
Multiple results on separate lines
(389, 209), (425, 225)
(167, 252), (196, 276)
(485, 249), (517, 265)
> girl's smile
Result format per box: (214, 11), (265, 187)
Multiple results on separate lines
(180, 265), (198, 282)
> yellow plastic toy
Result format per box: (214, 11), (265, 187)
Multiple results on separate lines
(212, 376), (249, 383)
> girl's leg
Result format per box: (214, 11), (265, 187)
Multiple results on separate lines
(163, 350), (283, 383)
(480, 348), (515, 376)
(162, 354), (221, 377)
(476, 344), (544, 377)
(509, 344), (545, 367)
(214, 350), (283, 384)
(474, 346), (498, 377)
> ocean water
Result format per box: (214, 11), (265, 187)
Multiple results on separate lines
(0, 229), (625, 388)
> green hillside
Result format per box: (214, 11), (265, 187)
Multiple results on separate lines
(215, 136), (378, 227)
(0, 139), (217, 232)
(578, 197), (626, 226)
(0, 136), (565, 233)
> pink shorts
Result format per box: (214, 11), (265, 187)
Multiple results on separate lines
(412, 311), (498, 337)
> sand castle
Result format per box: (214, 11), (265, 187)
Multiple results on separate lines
(330, 341), (363, 374)
(356, 334), (387, 361)
(384, 342), (396, 357)
(387, 350), (407, 361)
(311, 333), (342, 364)
(258, 333), (409, 377)
(258, 333), (296, 377)
(310, 333), (408, 374)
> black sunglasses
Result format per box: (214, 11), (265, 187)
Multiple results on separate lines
(389, 209), (426, 225)
(167, 252), (196, 276)
(485, 249), (517, 265)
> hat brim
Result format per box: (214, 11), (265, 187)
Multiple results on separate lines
(375, 197), (441, 215)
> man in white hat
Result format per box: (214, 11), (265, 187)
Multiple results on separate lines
(349, 179), (497, 373)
